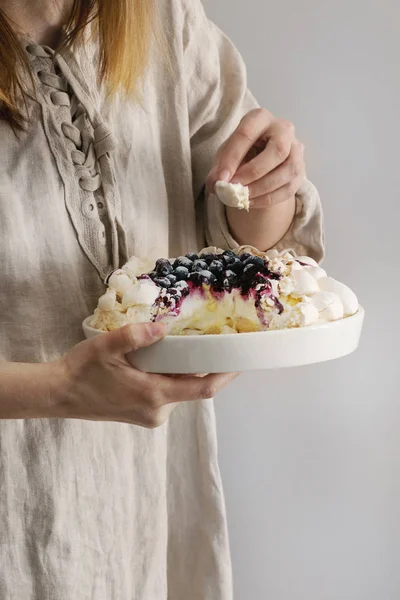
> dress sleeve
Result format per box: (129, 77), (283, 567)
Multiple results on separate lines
(182, 0), (325, 262)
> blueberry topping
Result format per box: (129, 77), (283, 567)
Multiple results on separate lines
(192, 259), (208, 272)
(185, 252), (198, 261)
(151, 250), (279, 298)
(198, 269), (216, 285)
(209, 259), (224, 276)
(167, 274), (177, 286)
(155, 258), (173, 276)
(173, 256), (193, 269)
(174, 266), (190, 280)
(154, 277), (171, 288)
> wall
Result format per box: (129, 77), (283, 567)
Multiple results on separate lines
(203, 1), (400, 598)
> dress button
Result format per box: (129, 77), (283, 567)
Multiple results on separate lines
(96, 201), (107, 217)
(81, 198), (97, 220)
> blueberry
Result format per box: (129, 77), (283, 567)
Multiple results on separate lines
(192, 259), (208, 272)
(209, 259), (224, 276)
(222, 253), (237, 266)
(168, 287), (182, 299)
(198, 269), (216, 285)
(243, 255), (265, 270)
(199, 252), (215, 264)
(223, 250), (236, 258)
(148, 270), (157, 280)
(222, 269), (238, 289)
(154, 277), (171, 288)
(240, 252), (253, 262)
(175, 280), (190, 296)
(185, 252), (198, 261)
(229, 257), (244, 274)
(167, 274), (177, 286)
(189, 271), (201, 285)
(155, 258), (173, 277)
(174, 266), (189, 281)
(173, 256), (193, 269)
(242, 263), (259, 281)
(224, 269), (238, 281)
(155, 258), (170, 268)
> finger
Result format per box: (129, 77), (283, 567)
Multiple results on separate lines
(212, 109), (273, 185)
(249, 175), (305, 209)
(248, 142), (305, 199)
(230, 120), (295, 186)
(206, 143), (263, 194)
(152, 372), (239, 405)
(99, 322), (166, 356)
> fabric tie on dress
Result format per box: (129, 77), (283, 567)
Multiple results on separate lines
(25, 43), (128, 272)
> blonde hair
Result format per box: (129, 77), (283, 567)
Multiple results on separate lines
(0, 0), (158, 129)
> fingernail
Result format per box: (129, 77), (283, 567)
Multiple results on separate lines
(147, 322), (166, 339)
(217, 168), (231, 183)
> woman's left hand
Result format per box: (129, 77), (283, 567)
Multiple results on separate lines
(206, 108), (306, 208)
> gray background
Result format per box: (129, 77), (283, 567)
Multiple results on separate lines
(203, 1), (400, 599)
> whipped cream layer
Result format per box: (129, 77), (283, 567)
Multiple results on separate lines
(89, 247), (358, 335)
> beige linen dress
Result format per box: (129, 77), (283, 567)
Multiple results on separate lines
(0, 0), (323, 598)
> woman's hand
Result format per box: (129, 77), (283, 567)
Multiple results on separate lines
(207, 108), (305, 207)
(54, 323), (236, 429)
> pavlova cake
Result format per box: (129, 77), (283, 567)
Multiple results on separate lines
(88, 246), (358, 336)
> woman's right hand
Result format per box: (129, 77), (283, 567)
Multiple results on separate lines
(54, 323), (236, 428)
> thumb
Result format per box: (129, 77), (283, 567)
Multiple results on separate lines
(100, 322), (166, 356)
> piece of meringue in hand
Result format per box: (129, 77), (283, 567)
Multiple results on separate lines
(214, 181), (250, 211)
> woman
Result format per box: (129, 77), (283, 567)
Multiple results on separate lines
(0, 0), (323, 598)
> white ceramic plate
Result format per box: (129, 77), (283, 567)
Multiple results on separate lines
(82, 307), (364, 373)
